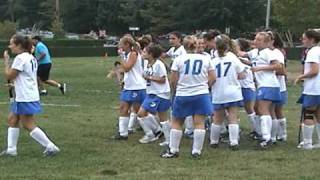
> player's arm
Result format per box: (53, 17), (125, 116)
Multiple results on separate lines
(36, 52), (46, 62)
(251, 60), (281, 72)
(275, 63), (286, 76)
(121, 51), (137, 72)
(208, 69), (216, 87)
(294, 62), (319, 85)
(3, 50), (19, 80)
(170, 70), (179, 95)
(145, 75), (166, 84)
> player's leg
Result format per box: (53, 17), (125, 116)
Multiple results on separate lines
(0, 112), (20, 156)
(210, 109), (224, 147)
(227, 106), (240, 150)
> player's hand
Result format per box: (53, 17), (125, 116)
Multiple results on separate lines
(3, 50), (10, 62)
(294, 75), (304, 85)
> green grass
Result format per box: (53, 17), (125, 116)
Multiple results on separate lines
(0, 57), (319, 180)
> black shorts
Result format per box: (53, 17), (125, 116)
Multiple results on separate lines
(37, 63), (52, 81)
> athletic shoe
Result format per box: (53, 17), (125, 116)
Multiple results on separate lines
(40, 91), (48, 96)
(257, 140), (272, 150)
(160, 148), (179, 158)
(139, 135), (157, 144)
(0, 150), (17, 157)
(111, 133), (128, 140)
(184, 131), (194, 139)
(230, 144), (239, 151)
(253, 133), (262, 141)
(159, 141), (169, 147)
(297, 141), (304, 149)
(210, 143), (219, 149)
(312, 143), (320, 149)
(43, 145), (60, 157)
(154, 130), (163, 139)
(59, 83), (66, 95)
(191, 152), (201, 159)
(299, 142), (313, 150)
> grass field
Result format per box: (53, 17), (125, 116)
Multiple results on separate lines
(0, 57), (319, 180)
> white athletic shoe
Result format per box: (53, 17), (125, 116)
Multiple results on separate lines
(43, 144), (60, 156)
(312, 143), (320, 149)
(159, 141), (169, 147)
(298, 142), (313, 150)
(139, 135), (157, 144)
(0, 150), (17, 157)
(297, 141), (304, 149)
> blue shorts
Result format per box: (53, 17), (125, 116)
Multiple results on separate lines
(213, 100), (244, 111)
(11, 101), (42, 115)
(120, 89), (146, 104)
(275, 91), (288, 105)
(142, 94), (171, 114)
(242, 88), (256, 102)
(256, 87), (281, 102)
(297, 94), (320, 108)
(172, 94), (213, 119)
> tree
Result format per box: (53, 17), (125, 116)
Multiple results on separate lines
(0, 20), (16, 39)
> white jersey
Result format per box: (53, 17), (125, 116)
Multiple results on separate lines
(171, 53), (214, 96)
(166, 45), (186, 61)
(210, 49), (216, 59)
(144, 60), (170, 99)
(211, 52), (245, 104)
(239, 63), (256, 90)
(123, 52), (147, 90)
(273, 48), (287, 92)
(303, 46), (320, 95)
(251, 48), (280, 88)
(11, 52), (40, 102)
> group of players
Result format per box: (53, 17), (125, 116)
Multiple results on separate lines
(113, 29), (320, 158)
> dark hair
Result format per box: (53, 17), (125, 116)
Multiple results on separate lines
(12, 35), (33, 53)
(304, 29), (320, 43)
(114, 61), (121, 66)
(32, 35), (42, 41)
(169, 31), (183, 41)
(215, 34), (230, 57)
(204, 29), (221, 41)
(145, 44), (163, 59)
(237, 38), (251, 51)
(138, 36), (151, 50)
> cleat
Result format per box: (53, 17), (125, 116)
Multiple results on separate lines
(43, 145), (60, 157)
(191, 153), (201, 159)
(59, 83), (66, 95)
(111, 133), (128, 140)
(312, 143), (320, 149)
(159, 141), (169, 147)
(210, 143), (219, 149)
(0, 150), (17, 157)
(184, 131), (194, 139)
(300, 143), (313, 150)
(139, 135), (157, 144)
(40, 91), (48, 96)
(230, 144), (239, 151)
(154, 131), (163, 139)
(257, 140), (272, 150)
(160, 150), (179, 158)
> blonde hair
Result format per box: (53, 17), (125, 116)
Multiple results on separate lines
(257, 32), (272, 43)
(215, 34), (231, 57)
(120, 36), (140, 52)
(183, 35), (197, 52)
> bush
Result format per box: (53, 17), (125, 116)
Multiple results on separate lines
(0, 21), (16, 40)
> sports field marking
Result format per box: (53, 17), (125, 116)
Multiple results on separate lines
(0, 102), (80, 107)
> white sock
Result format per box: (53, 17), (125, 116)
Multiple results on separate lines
(228, 124), (239, 146)
(316, 122), (320, 144)
(146, 114), (161, 133)
(220, 120), (228, 134)
(255, 115), (261, 135)
(30, 127), (54, 148)
(57, 83), (61, 88)
(303, 125), (314, 145)
(260, 115), (272, 141)
(118, 116), (129, 136)
(138, 117), (154, 137)
(278, 118), (287, 140)
(128, 112), (137, 131)
(7, 127), (20, 152)
(271, 119), (279, 142)
(160, 120), (171, 143)
(192, 129), (206, 154)
(184, 116), (194, 133)
(210, 123), (221, 144)
(248, 113), (256, 132)
(169, 129), (182, 153)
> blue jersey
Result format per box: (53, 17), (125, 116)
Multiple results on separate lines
(35, 42), (51, 65)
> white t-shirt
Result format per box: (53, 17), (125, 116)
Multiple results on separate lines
(273, 48), (287, 92)
(166, 45), (186, 62)
(123, 52), (147, 90)
(211, 52), (245, 104)
(303, 46), (320, 95)
(251, 48), (280, 88)
(239, 63), (256, 90)
(11, 52), (40, 102)
(144, 60), (170, 99)
(171, 53), (214, 96)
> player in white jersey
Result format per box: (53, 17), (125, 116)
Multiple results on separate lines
(239, 32), (282, 148)
(267, 31), (288, 143)
(164, 31), (186, 63)
(113, 36), (147, 140)
(1, 35), (59, 157)
(235, 39), (258, 139)
(137, 44), (171, 145)
(209, 35), (246, 150)
(295, 30), (320, 150)
(161, 36), (216, 158)
(204, 29), (221, 59)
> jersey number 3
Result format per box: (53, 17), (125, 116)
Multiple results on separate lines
(184, 60), (203, 75)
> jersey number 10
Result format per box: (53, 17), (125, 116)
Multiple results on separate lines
(184, 59), (203, 75)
